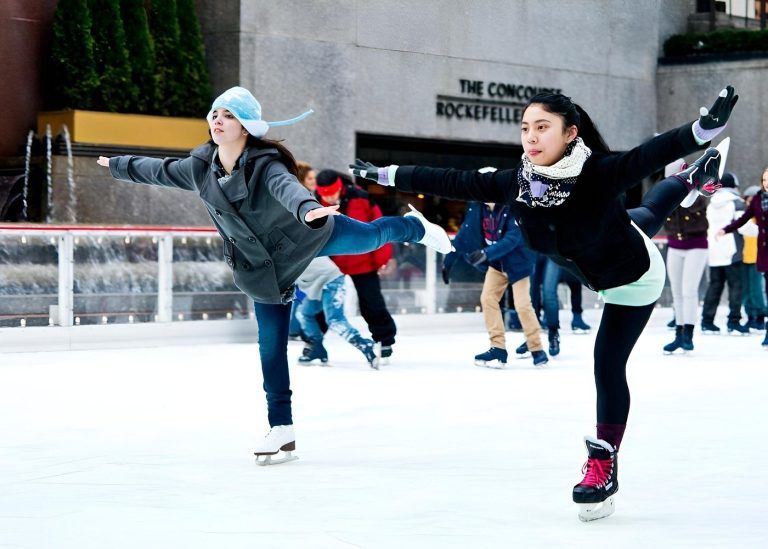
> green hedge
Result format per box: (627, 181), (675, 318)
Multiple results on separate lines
(664, 29), (768, 57)
(47, 0), (211, 116)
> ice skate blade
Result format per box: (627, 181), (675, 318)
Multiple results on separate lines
(577, 496), (615, 522)
(474, 360), (507, 369)
(571, 328), (591, 335)
(297, 359), (331, 366)
(255, 450), (298, 466)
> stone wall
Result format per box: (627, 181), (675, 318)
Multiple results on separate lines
(657, 58), (768, 189)
(49, 156), (211, 226)
(198, 1), (690, 172)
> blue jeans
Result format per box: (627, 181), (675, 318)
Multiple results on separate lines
(253, 302), (293, 427)
(288, 287), (306, 336)
(318, 214), (423, 256)
(542, 259), (562, 330)
(742, 263), (767, 319)
(297, 276), (362, 343)
(255, 213), (423, 426)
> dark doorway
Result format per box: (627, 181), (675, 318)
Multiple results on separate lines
(355, 133), (522, 233)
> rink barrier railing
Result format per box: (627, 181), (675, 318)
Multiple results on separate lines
(0, 224), (440, 328)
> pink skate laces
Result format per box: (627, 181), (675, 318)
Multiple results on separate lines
(579, 457), (613, 488)
(701, 182), (722, 194)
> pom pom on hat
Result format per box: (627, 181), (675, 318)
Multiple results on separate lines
(207, 86), (313, 137)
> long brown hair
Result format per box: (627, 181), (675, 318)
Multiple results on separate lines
(246, 135), (299, 177)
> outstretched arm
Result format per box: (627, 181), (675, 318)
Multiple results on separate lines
(595, 86), (738, 195)
(349, 160), (513, 205)
(720, 196), (759, 235)
(98, 155), (199, 191)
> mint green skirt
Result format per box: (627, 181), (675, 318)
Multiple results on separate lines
(598, 222), (666, 307)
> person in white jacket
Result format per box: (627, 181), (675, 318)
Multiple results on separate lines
(701, 172), (749, 334)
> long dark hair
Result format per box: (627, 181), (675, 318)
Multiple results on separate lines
(246, 135), (299, 177)
(523, 93), (610, 153)
(207, 133), (299, 177)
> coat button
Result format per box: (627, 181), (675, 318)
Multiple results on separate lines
(226, 258), (233, 267)
(276, 244), (283, 251)
(229, 237), (236, 244)
(684, 216), (689, 221)
(242, 262), (251, 270)
(248, 236), (256, 242)
(264, 259), (273, 267)
(215, 210), (222, 216)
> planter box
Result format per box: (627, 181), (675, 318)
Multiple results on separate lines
(37, 110), (209, 150)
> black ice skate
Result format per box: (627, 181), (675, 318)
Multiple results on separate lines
(571, 313), (591, 334)
(297, 339), (329, 365)
(663, 326), (687, 354)
(374, 343), (393, 366)
(474, 347), (508, 369)
(572, 436), (618, 522)
(254, 425), (298, 466)
(548, 329), (560, 356)
(676, 138), (728, 207)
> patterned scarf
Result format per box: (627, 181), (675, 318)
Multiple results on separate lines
(516, 138), (592, 208)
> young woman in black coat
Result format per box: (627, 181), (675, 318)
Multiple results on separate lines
(351, 86), (738, 521)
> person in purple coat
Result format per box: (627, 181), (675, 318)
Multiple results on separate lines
(718, 166), (768, 346)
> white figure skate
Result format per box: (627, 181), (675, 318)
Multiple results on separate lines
(254, 425), (298, 466)
(404, 204), (454, 254)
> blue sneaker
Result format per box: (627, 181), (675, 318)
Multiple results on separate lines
(726, 321), (749, 336)
(474, 347), (508, 368)
(515, 341), (530, 358)
(532, 350), (549, 366)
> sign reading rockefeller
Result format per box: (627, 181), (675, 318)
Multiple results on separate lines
(436, 79), (562, 124)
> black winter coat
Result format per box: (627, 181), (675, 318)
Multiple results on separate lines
(395, 123), (704, 291)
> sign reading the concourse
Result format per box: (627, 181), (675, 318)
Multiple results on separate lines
(436, 79), (562, 124)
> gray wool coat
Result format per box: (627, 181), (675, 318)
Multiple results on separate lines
(109, 143), (335, 304)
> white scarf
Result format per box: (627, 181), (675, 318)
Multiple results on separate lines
(517, 138), (592, 208)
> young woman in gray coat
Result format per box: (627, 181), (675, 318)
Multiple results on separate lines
(97, 86), (451, 464)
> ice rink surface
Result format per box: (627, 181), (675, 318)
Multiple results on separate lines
(1, 308), (766, 549)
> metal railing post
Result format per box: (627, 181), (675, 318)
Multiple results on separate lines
(157, 235), (173, 322)
(425, 247), (436, 314)
(57, 233), (74, 327)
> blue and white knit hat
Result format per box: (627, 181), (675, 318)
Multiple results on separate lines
(207, 86), (313, 138)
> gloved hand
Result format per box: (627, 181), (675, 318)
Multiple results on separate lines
(465, 249), (487, 267)
(441, 265), (450, 285)
(692, 85), (738, 144)
(349, 159), (395, 186)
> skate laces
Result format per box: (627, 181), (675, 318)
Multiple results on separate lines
(580, 457), (613, 487)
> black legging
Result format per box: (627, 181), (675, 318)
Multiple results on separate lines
(592, 176), (687, 424)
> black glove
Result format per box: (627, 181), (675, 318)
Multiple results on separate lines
(441, 265), (450, 285)
(465, 249), (487, 267)
(693, 85), (738, 142)
(348, 159), (394, 186)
